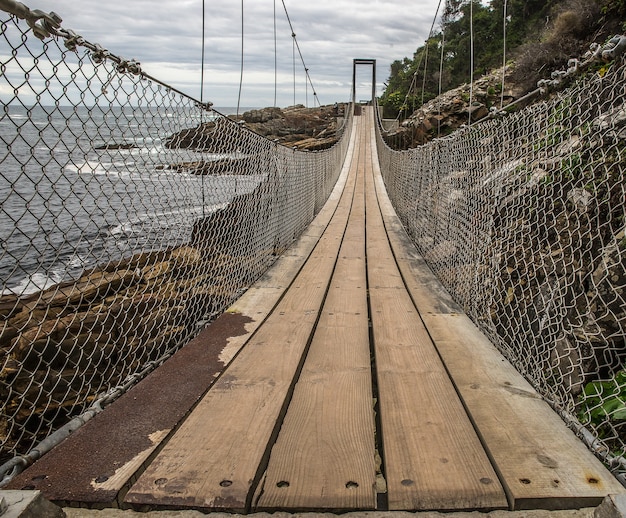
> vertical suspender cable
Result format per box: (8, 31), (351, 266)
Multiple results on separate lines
(274, 0), (278, 107)
(200, 0), (206, 217)
(438, 29), (445, 137)
(420, 39), (430, 107)
(292, 36), (296, 106)
(395, 0), (442, 123)
(200, 0), (206, 106)
(468, 0), (474, 125)
(500, 0), (508, 110)
(236, 0), (244, 117)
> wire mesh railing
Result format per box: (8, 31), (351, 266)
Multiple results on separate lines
(0, 3), (352, 476)
(376, 52), (626, 478)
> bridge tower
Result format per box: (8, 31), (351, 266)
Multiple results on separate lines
(352, 58), (376, 104)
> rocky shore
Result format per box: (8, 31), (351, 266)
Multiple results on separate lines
(388, 66), (626, 417)
(0, 244), (232, 456)
(0, 100), (347, 459)
(232, 104), (346, 150)
(0, 177), (278, 458)
(161, 104), (346, 162)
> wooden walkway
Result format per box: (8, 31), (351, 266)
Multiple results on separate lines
(7, 108), (625, 513)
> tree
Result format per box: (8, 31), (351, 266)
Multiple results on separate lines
(378, 0), (560, 118)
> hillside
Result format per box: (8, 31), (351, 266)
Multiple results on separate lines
(379, 0), (626, 126)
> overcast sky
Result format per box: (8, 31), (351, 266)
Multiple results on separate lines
(25, 0), (442, 108)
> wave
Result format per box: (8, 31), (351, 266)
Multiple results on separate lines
(107, 203), (228, 237)
(2, 271), (64, 296)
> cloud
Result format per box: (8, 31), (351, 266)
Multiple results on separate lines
(6, 0), (441, 107)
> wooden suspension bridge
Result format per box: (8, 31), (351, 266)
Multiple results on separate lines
(5, 108), (625, 514)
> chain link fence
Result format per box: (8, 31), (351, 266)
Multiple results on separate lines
(0, 6), (352, 471)
(377, 53), (626, 476)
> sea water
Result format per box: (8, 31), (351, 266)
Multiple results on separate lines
(0, 105), (263, 296)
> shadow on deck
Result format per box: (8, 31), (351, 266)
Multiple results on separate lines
(6, 108), (625, 514)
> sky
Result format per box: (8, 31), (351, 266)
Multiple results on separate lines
(4, 0), (443, 108)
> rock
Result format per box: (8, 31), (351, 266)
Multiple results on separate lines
(587, 227), (626, 334)
(236, 104), (343, 147)
(170, 245), (204, 268)
(34, 269), (140, 308)
(469, 104), (489, 120)
(164, 104), (343, 154)
(1, 239), (238, 457)
(0, 490), (65, 518)
(156, 157), (249, 176)
(549, 334), (586, 396)
(567, 188), (593, 214)
(289, 135), (339, 150)
(424, 240), (457, 264)
(384, 64), (523, 148)
(0, 294), (22, 320)
(12, 309), (119, 368)
(593, 104), (626, 132)
(595, 493), (626, 518)
(94, 142), (136, 150)
(141, 260), (172, 281)
(164, 121), (216, 150)
(241, 107), (283, 123)
(1, 322), (19, 349)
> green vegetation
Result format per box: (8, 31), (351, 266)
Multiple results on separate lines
(579, 371), (626, 442)
(379, 0), (623, 118)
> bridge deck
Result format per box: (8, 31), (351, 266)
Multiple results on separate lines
(7, 108), (624, 513)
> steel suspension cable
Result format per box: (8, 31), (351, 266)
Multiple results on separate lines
(200, 0), (206, 217)
(420, 38), (430, 107)
(274, 0), (278, 107)
(438, 28), (446, 137)
(281, 0), (320, 107)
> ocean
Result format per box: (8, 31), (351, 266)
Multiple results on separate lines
(0, 105), (264, 296)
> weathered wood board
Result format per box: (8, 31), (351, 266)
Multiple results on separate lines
(256, 127), (377, 510)
(423, 312), (626, 510)
(363, 112), (508, 511)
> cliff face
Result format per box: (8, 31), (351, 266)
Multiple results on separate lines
(382, 66), (526, 149)
(382, 30), (625, 150)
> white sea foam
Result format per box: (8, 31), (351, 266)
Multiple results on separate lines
(65, 160), (109, 175)
(2, 272), (63, 296)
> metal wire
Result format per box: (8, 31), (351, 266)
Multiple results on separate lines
(376, 52), (626, 477)
(0, 6), (352, 475)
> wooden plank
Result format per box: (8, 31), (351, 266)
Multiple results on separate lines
(220, 121), (358, 362)
(423, 313), (626, 510)
(256, 297), (376, 510)
(3, 311), (254, 505)
(124, 119), (362, 512)
(363, 109), (507, 511)
(368, 108), (626, 510)
(256, 133), (377, 510)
